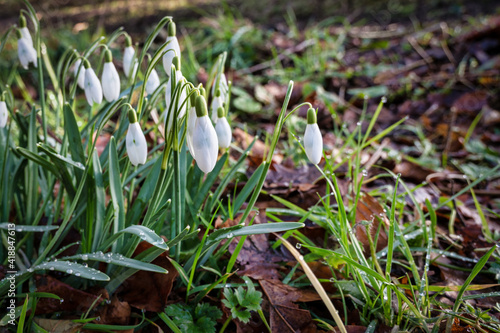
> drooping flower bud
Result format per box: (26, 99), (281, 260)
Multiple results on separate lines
(304, 108), (323, 164)
(123, 35), (136, 78)
(83, 59), (103, 106)
(19, 14), (33, 46)
(16, 29), (37, 69)
(73, 56), (86, 89)
(162, 21), (181, 76)
(101, 50), (121, 102)
(192, 95), (218, 173)
(126, 109), (148, 166)
(215, 106), (231, 149)
(0, 96), (8, 128)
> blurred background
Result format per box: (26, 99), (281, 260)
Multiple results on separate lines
(1, 0), (499, 33)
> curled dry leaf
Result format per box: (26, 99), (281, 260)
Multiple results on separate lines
(355, 192), (390, 254)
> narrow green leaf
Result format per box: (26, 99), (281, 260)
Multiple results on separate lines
(17, 296), (29, 333)
(108, 137), (125, 251)
(64, 253), (167, 273)
(453, 245), (497, 312)
(100, 225), (168, 251)
(33, 261), (109, 281)
(210, 222), (304, 243)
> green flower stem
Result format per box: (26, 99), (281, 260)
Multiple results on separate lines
(225, 81), (295, 278)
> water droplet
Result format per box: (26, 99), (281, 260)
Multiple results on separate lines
(60, 299), (64, 303)
(226, 233), (234, 238)
(82, 254), (88, 261)
(49, 267), (55, 271)
(298, 255), (304, 261)
(296, 243), (302, 249)
(96, 316), (101, 321)
(27, 268), (34, 273)
(362, 169), (368, 177)
(381, 96), (387, 103)
(91, 277), (96, 280)
(462, 174), (468, 179)
(66, 269), (73, 274)
(329, 277), (335, 282)
(105, 299), (111, 305)
(356, 121), (362, 126)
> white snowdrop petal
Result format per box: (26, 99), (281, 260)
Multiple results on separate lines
(192, 115), (218, 173)
(146, 68), (160, 95)
(162, 36), (180, 75)
(84, 68), (103, 106)
(123, 46), (135, 77)
(215, 117), (231, 148)
(20, 27), (33, 46)
(74, 59), (86, 89)
(0, 101), (8, 128)
(186, 106), (197, 157)
(102, 62), (121, 102)
(304, 123), (323, 165)
(17, 38), (37, 69)
(126, 122), (148, 166)
(210, 96), (223, 123)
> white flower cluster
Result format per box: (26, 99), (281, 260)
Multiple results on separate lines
(10, 15), (323, 173)
(69, 20), (233, 173)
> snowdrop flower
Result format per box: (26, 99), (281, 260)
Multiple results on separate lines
(211, 73), (228, 100)
(123, 35), (136, 78)
(303, 108), (323, 165)
(101, 50), (121, 102)
(0, 97), (8, 128)
(210, 89), (224, 123)
(145, 68), (160, 95)
(126, 109), (148, 166)
(19, 15), (33, 46)
(192, 95), (218, 173)
(162, 21), (181, 76)
(17, 30), (37, 70)
(73, 58), (86, 89)
(215, 107), (231, 149)
(83, 59), (103, 106)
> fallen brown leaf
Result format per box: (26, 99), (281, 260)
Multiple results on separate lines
(259, 279), (317, 332)
(355, 192), (389, 254)
(35, 275), (105, 315)
(116, 240), (178, 312)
